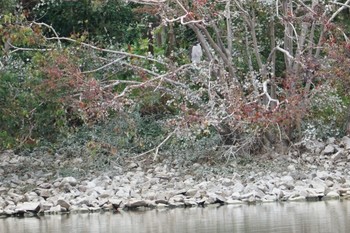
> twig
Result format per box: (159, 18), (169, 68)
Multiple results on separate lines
(32, 21), (62, 49)
(132, 128), (177, 160)
(46, 37), (168, 66)
(262, 80), (279, 110)
(328, 0), (350, 23)
(8, 42), (53, 53)
(82, 56), (126, 74)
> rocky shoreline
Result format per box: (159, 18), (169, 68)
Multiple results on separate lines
(1, 137), (350, 217)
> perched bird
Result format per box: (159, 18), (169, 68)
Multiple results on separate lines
(191, 42), (203, 64)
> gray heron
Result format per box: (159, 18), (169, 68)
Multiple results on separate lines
(191, 42), (203, 64)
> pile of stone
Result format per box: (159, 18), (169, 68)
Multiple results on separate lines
(0, 136), (350, 217)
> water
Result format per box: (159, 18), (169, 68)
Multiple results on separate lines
(1, 200), (349, 233)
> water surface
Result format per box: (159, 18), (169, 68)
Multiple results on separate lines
(1, 200), (349, 233)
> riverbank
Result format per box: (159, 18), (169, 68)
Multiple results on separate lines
(1, 137), (350, 217)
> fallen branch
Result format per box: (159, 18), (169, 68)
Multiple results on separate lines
(132, 128), (177, 160)
(82, 56), (126, 74)
(46, 37), (168, 66)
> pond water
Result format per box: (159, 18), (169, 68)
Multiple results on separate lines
(1, 200), (349, 233)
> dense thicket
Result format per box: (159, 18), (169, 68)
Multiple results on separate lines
(1, 0), (350, 160)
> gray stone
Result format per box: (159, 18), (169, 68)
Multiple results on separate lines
(115, 188), (130, 198)
(331, 150), (344, 161)
(279, 175), (294, 189)
(38, 189), (51, 199)
(243, 183), (258, 194)
(41, 201), (53, 211)
(325, 180), (334, 187)
(327, 137), (336, 144)
(169, 195), (185, 203)
(38, 183), (52, 189)
(184, 199), (197, 207)
(16, 202), (41, 213)
(0, 197), (6, 209)
(3, 205), (16, 215)
(49, 205), (61, 213)
(316, 171), (330, 180)
(57, 199), (70, 210)
(262, 194), (277, 202)
(324, 191), (340, 199)
(338, 188), (350, 196)
(61, 177), (78, 186)
(226, 199), (243, 204)
(230, 192), (241, 200)
(0, 187), (7, 195)
(287, 165), (296, 171)
(8, 192), (24, 204)
(322, 145), (335, 155)
(271, 188), (283, 199)
(303, 140), (325, 153)
(24, 192), (40, 202)
(289, 196), (306, 202)
(310, 177), (326, 190)
(341, 136), (350, 150)
(125, 200), (150, 209)
(185, 189), (198, 197)
(221, 178), (234, 187)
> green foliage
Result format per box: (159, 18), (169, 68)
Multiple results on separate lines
(33, 0), (139, 44)
(303, 87), (348, 140)
(54, 112), (165, 156)
(0, 0), (17, 14)
(0, 67), (68, 149)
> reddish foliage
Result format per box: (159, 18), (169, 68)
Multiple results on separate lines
(38, 52), (119, 124)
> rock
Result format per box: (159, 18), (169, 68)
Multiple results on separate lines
(280, 175), (294, 189)
(323, 191), (340, 200)
(75, 197), (94, 207)
(245, 196), (257, 204)
(327, 137), (336, 144)
(41, 201), (53, 211)
(0, 187), (8, 195)
(331, 150), (344, 161)
(8, 192), (25, 204)
(302, 140), (325, 153)
(322, 145), (335, 155)
(61, 177), (78, 186)
(38, 183), (52, 189)
(338, 188), (350, 196)
(99, 190), (114, 199)
(316, 171), (330, 180)
(3, 205), (16, 215)
(310, 177), (326, 191)
(289, 196), (306, 202)
(287, 165), (296, 171)
(57, 199), (70, 210)
(16, 202), (41, 213)
(221, 178), (234, 187)
(38, 189), (51, 199)
(185, 189), (198, 197)
(243, 183), (258, 194)
(263, 195), (278, 202)
(24, 192), (40, 202)
(115, 188), (130, 198)
(325, 180), (334, 187)
(0, 197), (6, 209)
(341, 136), (350, 150)
(271, 188), (283, 199)
(230, 192), (241, 200)
(184, 199), (197, 207)
(169, 194), (185, 203)
(49, 205), (62, 213)
(125, 200), (150, 209)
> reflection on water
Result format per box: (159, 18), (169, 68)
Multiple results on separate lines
(1, 200), (349, 233)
